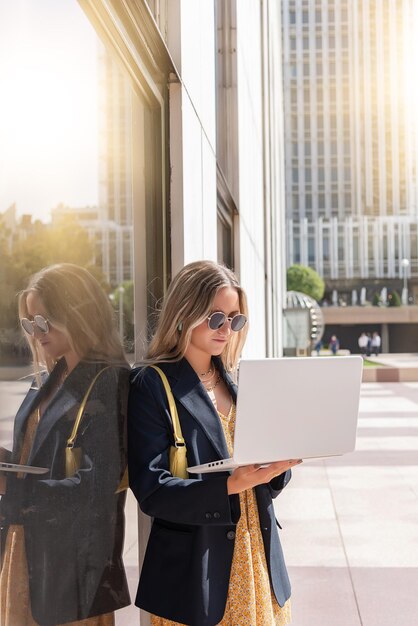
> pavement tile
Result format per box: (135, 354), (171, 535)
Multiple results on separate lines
(279, 519), (348, 567)
(350, 567), (418, 626)
(287, 566), (361, 626)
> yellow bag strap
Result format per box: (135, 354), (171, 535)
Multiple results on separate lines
(66, 366), (111, 450)
(150, 366), (185, 448)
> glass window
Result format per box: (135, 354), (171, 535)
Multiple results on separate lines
(217, 209), (234, 269)
(0, 4), (171, 624)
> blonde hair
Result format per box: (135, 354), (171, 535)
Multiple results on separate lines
(19, 263), (126, 375)
(145, 260), (248, 371)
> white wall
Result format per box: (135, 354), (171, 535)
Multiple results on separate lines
(167, 0), (218, 273)
(166, 0), (286, 357)
(235, 0), (267, 357)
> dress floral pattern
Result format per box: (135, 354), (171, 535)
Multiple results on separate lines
(151, 404), (291, 626)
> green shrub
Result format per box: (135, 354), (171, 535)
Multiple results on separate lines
(286, 264), (325, 302)
(388, 290), (401, 307)
(372, 292), (382, 306)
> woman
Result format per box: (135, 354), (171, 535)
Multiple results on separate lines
(128, 260), (299, 626)
(0, 263), (130, 626)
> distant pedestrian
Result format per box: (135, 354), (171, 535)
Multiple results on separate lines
(371, 332), (381, 356)
(366, 333), (372, 357)
(358, 332), (368, 356)
(314, 339), (323, 356)
(329, 335), (339, 355)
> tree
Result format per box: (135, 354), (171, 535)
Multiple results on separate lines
(0, 216), (101, 331)
(111, 280), (134, 350)
(286, 264), (325, 302)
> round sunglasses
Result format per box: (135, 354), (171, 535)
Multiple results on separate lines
(20, 315), (50, 336)
(207, 311), (247, 332)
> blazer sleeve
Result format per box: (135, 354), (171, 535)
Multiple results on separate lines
(128, 371), (240, 526)
(268, 470), (292, 499)
(22, 367), (128, 519)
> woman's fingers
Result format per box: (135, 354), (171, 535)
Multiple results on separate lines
(252, 459), (301, 483)
(227, 459), (302, 494)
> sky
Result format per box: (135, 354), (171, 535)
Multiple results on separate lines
(0, 0), (99, 222)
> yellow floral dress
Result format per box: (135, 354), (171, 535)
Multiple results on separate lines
(0, 408), (114, 626)
(151, 404), (291, 626)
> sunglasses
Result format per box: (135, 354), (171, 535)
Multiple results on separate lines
(20, 315), (50, 336)
(207, 311), (247, 332)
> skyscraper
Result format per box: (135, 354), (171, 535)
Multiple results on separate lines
(282, 0), (418, 288)
(97, 44), (133, 286)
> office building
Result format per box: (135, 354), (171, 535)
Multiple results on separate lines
(282, 0), (418, 287)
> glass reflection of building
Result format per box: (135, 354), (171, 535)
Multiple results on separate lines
(97, 45), (133, 287)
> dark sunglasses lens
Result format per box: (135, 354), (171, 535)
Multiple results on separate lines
(208, 312), (226, 330)
(20, 318), (34, 335)
(231, 315), (247, 332)
(34, 315), (49, 333)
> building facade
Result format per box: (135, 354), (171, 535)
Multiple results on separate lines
(80, 0), (287, 362)
(282, 0), (418, 288)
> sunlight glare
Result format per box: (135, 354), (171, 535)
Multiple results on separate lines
(0, 0), (99, 220)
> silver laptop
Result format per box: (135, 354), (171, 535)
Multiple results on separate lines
(0, 462), (49, 474)
(188, 356), (363, 474)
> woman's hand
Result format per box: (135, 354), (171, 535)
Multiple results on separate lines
(227, 459), (302, 495)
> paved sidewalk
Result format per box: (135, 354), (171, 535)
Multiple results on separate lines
(278, 381), (418, 626)
(2, 377), (418, 625)
(367, 352), (418, 368)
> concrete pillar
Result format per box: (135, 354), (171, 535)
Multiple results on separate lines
(382, 322), (389, 353)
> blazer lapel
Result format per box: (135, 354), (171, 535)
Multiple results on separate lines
(12, 362), (66, 461)
(27, 386), (79, 464)
(27, 360), (99, 464)
(168, 359), (230, 460)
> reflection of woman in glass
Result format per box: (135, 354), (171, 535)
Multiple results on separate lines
(129, 261), (298, 626)
(0, 263), (130, 626)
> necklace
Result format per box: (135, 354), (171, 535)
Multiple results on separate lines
(200, 369), (216, 384)
(204, 373), (221, 392)
(199, 365), (213, 378)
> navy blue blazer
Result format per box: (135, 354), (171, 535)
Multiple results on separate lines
(128, 356), (291, 626)
(0, 358), (131, 625)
